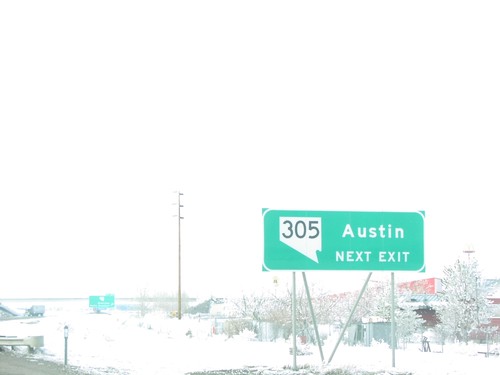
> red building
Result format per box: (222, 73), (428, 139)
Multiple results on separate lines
(398, 277), (442, 294)
(399, 277), (500, 341)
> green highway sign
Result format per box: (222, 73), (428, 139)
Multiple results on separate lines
(262, 209), (425, 272)
(89, 294), (115, 310)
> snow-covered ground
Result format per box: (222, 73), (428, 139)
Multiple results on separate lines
(1, 300), (499, 375)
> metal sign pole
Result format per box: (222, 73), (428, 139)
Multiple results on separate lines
(292, 272), (297, 370)
(391, 272), (396, 367)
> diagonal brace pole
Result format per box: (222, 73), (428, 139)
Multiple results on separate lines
(302, 272), (324, 362)
(327, 272), (372, 364)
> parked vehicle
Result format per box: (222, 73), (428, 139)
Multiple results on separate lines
(25, 305), (45, 317)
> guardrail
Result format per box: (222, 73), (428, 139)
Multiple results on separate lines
(0, 335), (44, 351)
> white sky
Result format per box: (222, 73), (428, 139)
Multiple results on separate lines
(1, 1), (499, 299)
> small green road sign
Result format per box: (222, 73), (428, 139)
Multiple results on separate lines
(263, 209), (425, 272)
(89, 294), (115, 310)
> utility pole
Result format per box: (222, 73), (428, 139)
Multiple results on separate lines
(176, 191), (184, 320)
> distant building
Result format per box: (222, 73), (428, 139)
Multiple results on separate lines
(399, 277), (500, 342)
(398, 277), (442, 295)
(397, 277), (443, 327)
(470, 279), (500, 342)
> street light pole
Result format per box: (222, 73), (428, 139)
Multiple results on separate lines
(177, 191), (184, 320)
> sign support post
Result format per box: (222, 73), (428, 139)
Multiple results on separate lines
(291, 272), (297, 371)
(391, 272), (396, 367)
